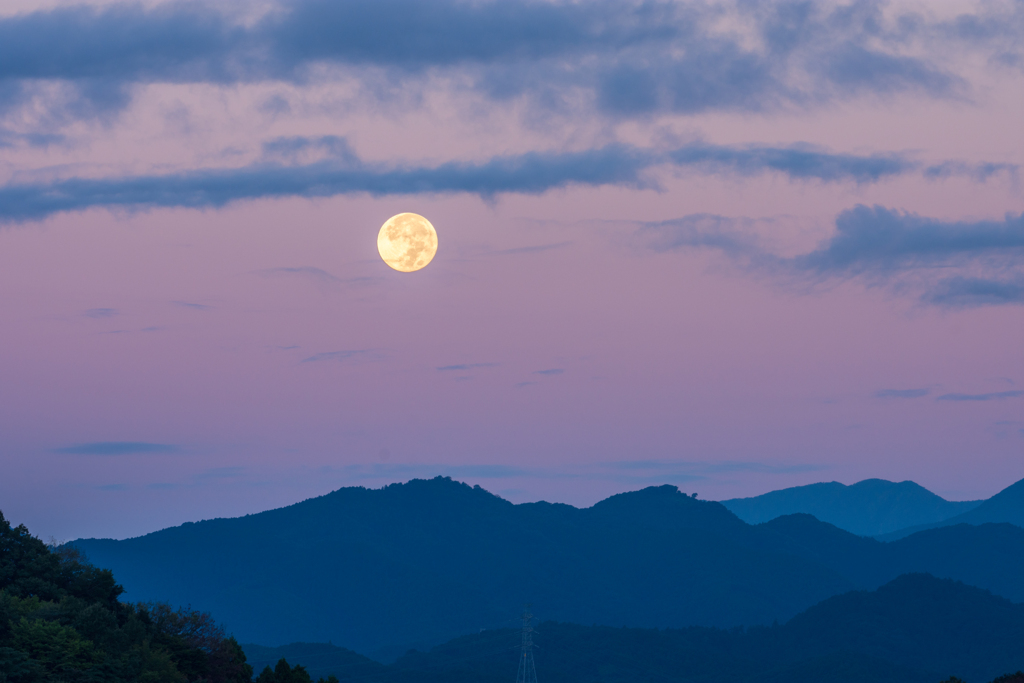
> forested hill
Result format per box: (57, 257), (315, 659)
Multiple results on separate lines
(244, 574), (1024, 683)
(73, 477), (1024, 659)
(0, 510), (252, 683)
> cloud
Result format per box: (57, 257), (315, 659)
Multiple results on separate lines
(668, 144), (914, 183)
(639, 205), (1024, 309)
(794, 205), (1024, 275)
(534, 368), (565, 375)
(494, 241), (572, 256)
(636, 214), (758, 257)
(874, 388), (931, 399)
(54, 441), (179, 455)
(922, 276), (1024, 308)
(301, 350), (371, 363)
(936, 390), (1024, 402)
(608, 459), (827, 475)
(260, 267), (341, 281)
(96, 483), (128, 491)
(173, 301), (211, 310)
(0, 0), (1015, 138)
(923, 161), (1019, 182)
(437, 363), (499, 371)
(0, 141), (964, 224)
(84, 307), (118, 318)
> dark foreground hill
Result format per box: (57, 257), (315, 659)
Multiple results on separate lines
(73, 477), (1024, 659)
(721, 479), (983, 536)
(0, 511), (253, 683)
(880, 478), (1024, 540)
(245, 574), (1024, 683)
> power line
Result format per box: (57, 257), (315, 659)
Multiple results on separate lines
(515, 605), (538, 683)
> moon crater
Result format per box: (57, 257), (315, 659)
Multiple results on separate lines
(377, 213), (438, 272)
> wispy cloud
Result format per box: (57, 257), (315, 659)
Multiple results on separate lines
(534, 368), (564, 376)
(255, 266), (380, 293)
(54, 441), (179, 455)
(258, 266), (343, 283)
(0, 142), (1006, 224)
(173, 301), (211, 311)
(936, 390), (1024, 402)
(607, 459), (827, 476)
(494, 241), (572, 256)
(437, 363), (499, 371)
(874, 388), (931, 399)
(638, 205), (1024, 309)
(300, 350), (372, 363)
(84, 307), (118, 318)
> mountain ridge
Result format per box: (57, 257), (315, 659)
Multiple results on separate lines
(721, 478), (984, 536)
(70, 476), (1024, 659)
(878, 477), (1024, 540)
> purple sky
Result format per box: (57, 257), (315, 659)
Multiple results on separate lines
(0, 0), (1022, 541)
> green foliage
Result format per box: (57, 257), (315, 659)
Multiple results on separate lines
(0, 510), (253, 683)
(252, 658), (337, 683)
(989, 674), (1024, 683)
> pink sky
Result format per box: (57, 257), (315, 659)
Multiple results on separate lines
(0, 0), (1021, 540)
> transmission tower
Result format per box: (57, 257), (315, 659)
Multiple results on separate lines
(515, 604), (538, 683)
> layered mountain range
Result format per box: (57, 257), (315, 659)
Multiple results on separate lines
(722, 477), (1024, 538)
(242, 573), (1024, 683)
(72, 476), (1024, 660)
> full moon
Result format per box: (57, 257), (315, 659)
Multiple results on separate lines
(377, 213), (438, 272)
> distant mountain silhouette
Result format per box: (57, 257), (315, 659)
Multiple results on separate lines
(72, 477), (1024, 660)
(721, 479), (982, 536)
(243, 574), (1024, 683)
(879, 477), (1024, 540)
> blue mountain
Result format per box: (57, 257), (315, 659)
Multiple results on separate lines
(721, 478), (983, 536)
(878, 477), (1024, 540)
(71, 477), (1024, 660)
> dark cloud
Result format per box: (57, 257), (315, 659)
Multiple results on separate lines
(794, 205), (1024, 274)
(0, 141), (952, 223)
(936, 390), (1024, 402)
(816, 42), (959, 96)
(54, 441), (179, 455)
(875, 388), (931, 399)
(669, 144), (914, 183)
(922, 276), (1024, 308)
(0, 0), (1005, 128)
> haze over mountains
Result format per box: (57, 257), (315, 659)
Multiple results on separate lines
(72, 476), (1024, 660)
(240, 574), (1024, 683)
